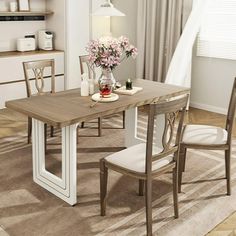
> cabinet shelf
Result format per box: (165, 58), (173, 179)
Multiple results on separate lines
(0, 11), (53, 21)
(0, 11), (53, 16)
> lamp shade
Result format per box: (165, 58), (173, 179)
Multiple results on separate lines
(92, 0), (125, 17)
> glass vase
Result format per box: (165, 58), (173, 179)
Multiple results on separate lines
(98, 69), (116, 97)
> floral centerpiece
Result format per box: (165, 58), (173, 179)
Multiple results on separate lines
(86, 36), (138, 96)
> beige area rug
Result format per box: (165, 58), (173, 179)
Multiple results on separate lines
(0, 114), (236, 236)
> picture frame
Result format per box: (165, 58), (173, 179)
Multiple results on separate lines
(18, 0), (30, 12)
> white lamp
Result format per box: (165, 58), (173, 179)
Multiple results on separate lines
(92, 0), (125, 17)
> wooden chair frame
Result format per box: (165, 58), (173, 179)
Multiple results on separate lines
(79, 55), (126, 137)
(79, 55), (102, 136)
(23, 59), (55, 144)
(179, 78), (236, 195)
(100, 95), (189, 236)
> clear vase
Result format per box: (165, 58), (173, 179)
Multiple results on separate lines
(98, 69), (116, 97)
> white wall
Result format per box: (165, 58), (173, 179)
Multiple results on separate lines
(0, 0), (46, 51)
(184, 0), (236, 115)
(110, 0), (137, 82)
(65, 0), (90, 89)
(191, 44), (236, 114)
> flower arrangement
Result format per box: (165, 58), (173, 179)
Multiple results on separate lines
(86, 36), (138, 71)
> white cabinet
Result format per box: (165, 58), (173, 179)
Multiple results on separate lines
(0, 50), (65, 109)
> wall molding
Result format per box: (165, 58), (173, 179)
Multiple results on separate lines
(190, 101), (227, 115)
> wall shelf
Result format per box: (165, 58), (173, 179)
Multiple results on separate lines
(0, 11), (54, 21)
(0, 50), (64, 58)
(0, 11), (53, 16)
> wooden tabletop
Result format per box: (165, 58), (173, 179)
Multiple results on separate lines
(5, 79), (189, 128)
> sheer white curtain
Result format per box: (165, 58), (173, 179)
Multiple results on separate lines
(136, 0), (183, 82)
(165, 0), (210, 87)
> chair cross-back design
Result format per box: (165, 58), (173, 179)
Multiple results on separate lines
(100, 95), (189, 236)
(32, 67), (45, 94)
(179, 78), (236, 196)
(23, 59), (55, 144)
(145, 96), (188, 174)
(23, 59), (55, 97)
(162, 111), (179, 152)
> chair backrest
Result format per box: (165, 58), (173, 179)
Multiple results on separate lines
(79, 55), (96, 80)
(23, 59), (55, 97)
(226, 77), (236, 143)
(145, 95), (189, 174)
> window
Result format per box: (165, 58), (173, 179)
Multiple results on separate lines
(197, 0), (236, 60)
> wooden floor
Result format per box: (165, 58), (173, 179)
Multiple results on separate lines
(207, 212), (236, 236)
(0, 107), (236, 235)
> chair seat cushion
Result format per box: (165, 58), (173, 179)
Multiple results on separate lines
(105, 143), (174, 173)
(182, 125), (228, 145)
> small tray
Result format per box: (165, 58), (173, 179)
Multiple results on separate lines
(91, 93), (119, 103)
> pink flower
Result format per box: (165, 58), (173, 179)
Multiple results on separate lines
(86, 35), (138, 71)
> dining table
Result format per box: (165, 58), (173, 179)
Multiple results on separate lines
(5, 79), (189, 206)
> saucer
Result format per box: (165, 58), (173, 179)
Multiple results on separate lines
(91, 93), (119, 103)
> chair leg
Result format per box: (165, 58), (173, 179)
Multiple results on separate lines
(27, 117), (32, 144)
(145, 178), (152, 236)
(178, 146), (186, 193)
(100, 159), (108, 216)
(76, 126), (79, 144)
(139, 179), (144, 196)
(50, 126), (54, 137)
(173, 167), (179, 218)
(122, 111), (125, 129)
(44, 124), (47, 153)
(225, 149), (231, 196)
(182, 147), (187, 172)
(98, 118), (102, 137)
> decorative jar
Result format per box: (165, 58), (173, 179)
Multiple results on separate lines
(98, 69), (116, 97)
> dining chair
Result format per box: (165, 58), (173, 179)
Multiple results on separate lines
(23, 59), (55, 144)
(79, 55), (126, 137)
(178, 78), (236, 196)
(79, 55), (102, 137)
(100, 95), (189, 236)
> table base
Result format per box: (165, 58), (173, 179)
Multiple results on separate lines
(32, 119), (78, 205)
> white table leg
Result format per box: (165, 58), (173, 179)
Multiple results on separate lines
(32, 118), (78, 205)
(125, 107), (144, 147)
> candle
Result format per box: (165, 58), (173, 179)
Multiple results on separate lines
(126, 79), (133, 90)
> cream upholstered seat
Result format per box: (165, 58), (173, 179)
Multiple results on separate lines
(182, 125), (228, 145)
(105, 143), (173, 173)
